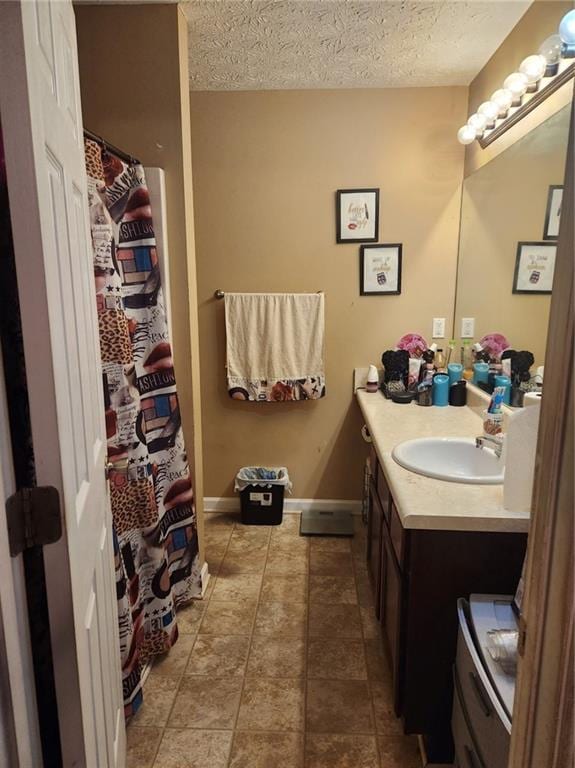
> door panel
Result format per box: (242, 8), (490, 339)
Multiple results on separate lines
(0, 2), (125, 766)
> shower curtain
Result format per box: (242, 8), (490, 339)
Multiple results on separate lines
(84, 139), (201, 718)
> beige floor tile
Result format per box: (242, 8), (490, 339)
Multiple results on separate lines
(204, 529), (233, 549)
(307, 639), (367, 680)
(260, 572), (308, 603)
(377, 736), (421, 768)
(309, 537), (351, 553)
(153, 729), (233, 768)
(206, 553), (224, 576)
(246, 635), (306, 678)
(309, 576), (358, 605)
(211, 572), (263, 602)
(308, 603), (363, 639)
(236, 678), (305, 732)
(167, 676), (243, 729)
(229, 731), (304, 768)
(150, 635), (196, 678)
(265, 548), (309, 575)
(205, 512), (238, 529)
(306, 679), (374, 734)
(274, 513), (301, 533)
(176, 600), (207, 635)
(130, 676), (179, 727)
(364, 639), (391, 681)
(199, 600), (256, 636)
(254, 601), (307, 637)
(309, 550), (354, 576)
(305, 733), (379, 768)
(231, 525), (272, 544)
(226, 534), (270, 555)
(355, 572), (375, 608)
(268, 535), (309, 556)
(126, 726), (162, 768)
(219, 548), (268, 575)
(360, 606), (381, 640)
(371, 680), (404, 736)
(186, 635), (250, 677)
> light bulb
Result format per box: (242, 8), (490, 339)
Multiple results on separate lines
(467, 113), (488, 136)
(539, 34), (563, 75)
(491, 88), (513, 117)
(478, 101), (499, 128)
(503, 72), (528, 105)
(559, 9), (575, 57)
(519, 54), (547, 91)
(457, 125), (476, 145)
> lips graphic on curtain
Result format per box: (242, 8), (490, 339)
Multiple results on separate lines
(84, 138), (201, 720)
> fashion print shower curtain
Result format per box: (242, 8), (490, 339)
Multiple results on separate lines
(84, 139), (201, 718)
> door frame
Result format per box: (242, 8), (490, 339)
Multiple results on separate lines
(508, 102), (574, 768)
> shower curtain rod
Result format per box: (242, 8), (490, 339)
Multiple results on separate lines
(83, 128), (141, 165)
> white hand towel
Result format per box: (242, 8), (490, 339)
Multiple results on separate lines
(224, 292), (325, 402)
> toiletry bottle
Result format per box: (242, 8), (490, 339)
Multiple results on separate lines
(461, 340), (474, 381)
(432, 373), (449, 406)
(435, 348), (446, 372)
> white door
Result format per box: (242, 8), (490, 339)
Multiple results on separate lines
(0, 2), (125, 767)
(0, 350), (43, 768)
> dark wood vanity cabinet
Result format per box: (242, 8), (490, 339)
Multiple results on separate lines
(367, 451), (528, 763)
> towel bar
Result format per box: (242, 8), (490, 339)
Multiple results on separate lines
(214, 290), (323, 299)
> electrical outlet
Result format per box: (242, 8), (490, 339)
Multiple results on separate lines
(432, 318), (446, 338)
(461, 317), (475, 338)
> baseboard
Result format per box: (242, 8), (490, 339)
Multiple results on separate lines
(198, 561), (210, 598)
(204, 497), (362, 515)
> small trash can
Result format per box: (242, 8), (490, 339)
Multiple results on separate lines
(234, 467), (292, 526)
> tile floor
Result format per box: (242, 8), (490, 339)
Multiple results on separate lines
(127, 512), (422, 768)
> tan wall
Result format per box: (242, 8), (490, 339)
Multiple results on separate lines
(455, 106), (570, 368)
(465, 1), (573, 176)
(190, 88), (467, 500)
(75, 5), (205, 558)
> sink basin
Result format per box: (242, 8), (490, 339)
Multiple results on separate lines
(392, 437), (504, 485)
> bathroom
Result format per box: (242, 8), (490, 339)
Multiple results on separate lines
(0, 1), (572, 767)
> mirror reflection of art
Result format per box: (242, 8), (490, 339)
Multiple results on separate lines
(513, 241), (556, 294)
(336, 188), (379, 243)
(360, 243), (402, 295)
(543, 185), (563, 240)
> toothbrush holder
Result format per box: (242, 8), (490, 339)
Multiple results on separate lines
(448, 363), (463, 386)
(432, 374), (450, 407)
(473, 362), (489, 386)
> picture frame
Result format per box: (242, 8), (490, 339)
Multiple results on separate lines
(512, 241), (556, 294)
(360, 243), (402, 295)
(336, 188), (379, 243)
(543, 185), (563, 240)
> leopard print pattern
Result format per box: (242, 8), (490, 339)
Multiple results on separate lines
(98, 309), (132, 364)
(139, 631), (174, 664)
(110, 478), (157, 536)
(84, 139), (104, 183)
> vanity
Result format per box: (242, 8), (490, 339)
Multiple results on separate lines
(357, 390), (528, 763)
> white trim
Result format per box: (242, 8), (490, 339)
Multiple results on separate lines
(204, 497), (362, 515)
(198, 561), (211, 598)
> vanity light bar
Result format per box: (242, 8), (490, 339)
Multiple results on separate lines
(457, 9), (575, 146)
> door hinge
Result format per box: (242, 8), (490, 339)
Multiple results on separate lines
(5, 486), (62, 557)
(518, 614), (527, 657)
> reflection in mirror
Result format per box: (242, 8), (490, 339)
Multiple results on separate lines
(454, 105), (570, 370)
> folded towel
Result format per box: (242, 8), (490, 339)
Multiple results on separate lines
(224, 292), (326, 402)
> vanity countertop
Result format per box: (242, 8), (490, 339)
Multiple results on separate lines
(356, 389), (530, 534)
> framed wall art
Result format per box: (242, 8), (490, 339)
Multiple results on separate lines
(360, 243), (402, 295)
(512, 241), (556, 294)
(543, 184), (563, 240)
(336, 188), (379, 243)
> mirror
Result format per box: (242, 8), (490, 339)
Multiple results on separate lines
(453, 105), (570, 369)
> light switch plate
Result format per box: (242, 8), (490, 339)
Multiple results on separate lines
(432, 318), (446, 338)
(461, 317), (475, 338)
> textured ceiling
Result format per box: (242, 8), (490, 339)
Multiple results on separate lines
(182, 0), (531, 91)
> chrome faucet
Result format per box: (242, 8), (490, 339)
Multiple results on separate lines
(475, 434), (504, 459)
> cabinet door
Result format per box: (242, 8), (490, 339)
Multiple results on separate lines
(368, 485), (384, 618)
(382, 530), (403, 715)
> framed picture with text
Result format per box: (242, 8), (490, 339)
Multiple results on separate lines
(543, 185), (563, 240)
(336, 188), (379, 243)
(360, 243), (402, 295)
(512, 241), (556, 294)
